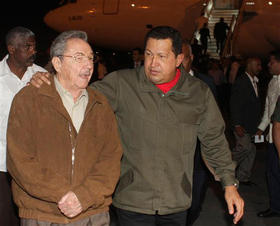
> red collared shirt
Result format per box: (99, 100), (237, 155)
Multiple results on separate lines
(155, 69), (181, 94)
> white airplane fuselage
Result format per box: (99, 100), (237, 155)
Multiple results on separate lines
(44, 0), (280, 58)
(44, 0), (203, 50)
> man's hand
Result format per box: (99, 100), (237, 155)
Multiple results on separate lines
(30, 72), (51, 88)
(225, 185), (244, 224)
(58, 191), (82, 218)
(255, 129), (263, 139)
(235, 125), (245, 137)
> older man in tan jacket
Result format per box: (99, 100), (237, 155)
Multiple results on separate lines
(7, 30), (122, 226)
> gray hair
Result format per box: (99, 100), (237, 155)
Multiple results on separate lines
(5, 26), (35, 47)
(50, 30), (88, 59)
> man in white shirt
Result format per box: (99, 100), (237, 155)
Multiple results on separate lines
(256, 51), (280, 218)
(0, 26), (46, 225)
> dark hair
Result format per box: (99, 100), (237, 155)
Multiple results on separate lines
(144, 26), (182, 56)
(269, 50), (280, 62)
(5, 26), (35, 47)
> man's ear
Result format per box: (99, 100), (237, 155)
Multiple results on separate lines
(176, 53), (185, 67)
(52, 57), (62, 73)
(190, 53), (194, 63)
(7, 45), (15, 55)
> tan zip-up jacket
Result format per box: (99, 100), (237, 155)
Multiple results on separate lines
(7, 76), (122, 223)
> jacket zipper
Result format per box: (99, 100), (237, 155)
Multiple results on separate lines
(67, 100), (96, 183)
(68, 123), (75, 183)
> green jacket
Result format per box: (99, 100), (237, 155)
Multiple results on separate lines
(93, 66), (236, 215)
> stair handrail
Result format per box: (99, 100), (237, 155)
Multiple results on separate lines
(190, 0), (214, 43)
(221, 0), (246, 58)
(221, 14), (237, 58)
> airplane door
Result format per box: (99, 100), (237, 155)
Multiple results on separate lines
(103, 0), (119, 14)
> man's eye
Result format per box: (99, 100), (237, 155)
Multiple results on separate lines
(75, 55), (83, 60)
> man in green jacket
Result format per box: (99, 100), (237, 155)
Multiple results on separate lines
(30, 26), (244, 226)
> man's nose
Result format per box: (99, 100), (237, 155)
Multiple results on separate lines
(151, 56), (158, 67)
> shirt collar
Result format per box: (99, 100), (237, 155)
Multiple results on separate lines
(1, 54), (36, 82)
(155, 68), (181, 94)
(245, 71), (259, 83)
(54, 76), (88, 102)
(189, 69), (194, 77)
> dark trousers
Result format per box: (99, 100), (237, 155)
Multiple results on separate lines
(215, 38), (225, 53)
(200, 38), (208, 55)
(186, 143), (208, 226)
(115, 207), (187, 226)
(0, 172), (20, 226)
(266, 143), (280, 212)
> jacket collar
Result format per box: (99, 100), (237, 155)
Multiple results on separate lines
(38, 75), (103, 120)
(139, 66), (189, 94)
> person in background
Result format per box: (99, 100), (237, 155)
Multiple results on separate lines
(207, 59), (226, 110)
(199, 23), (210, 55)
(130, 47), (144, 69)
(0, 26), (47, 226)
(227, 55), (244, 85)
(272, 98), (280, 163)
(214, 17), (229, 54)
(230, 57), (262, 185)
(89, 52), (108, 84)
(29, 26), (244, 226)
(256, 50), (280, 218)
(221, 55), (245, 116)
(191, 38), (203, 69)
(195, 12), (208, 32)
(7, 30), (122, 226)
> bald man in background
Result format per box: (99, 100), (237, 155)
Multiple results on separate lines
(230, 57), (262, 185)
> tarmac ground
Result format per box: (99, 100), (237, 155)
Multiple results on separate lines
(193, 129), (280, 226)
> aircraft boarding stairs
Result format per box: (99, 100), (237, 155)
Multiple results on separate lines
(206, 9), (239, 59)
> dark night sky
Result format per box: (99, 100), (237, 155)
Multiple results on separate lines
(0, 0), (132, 70)
(0, 0), (61, 65)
